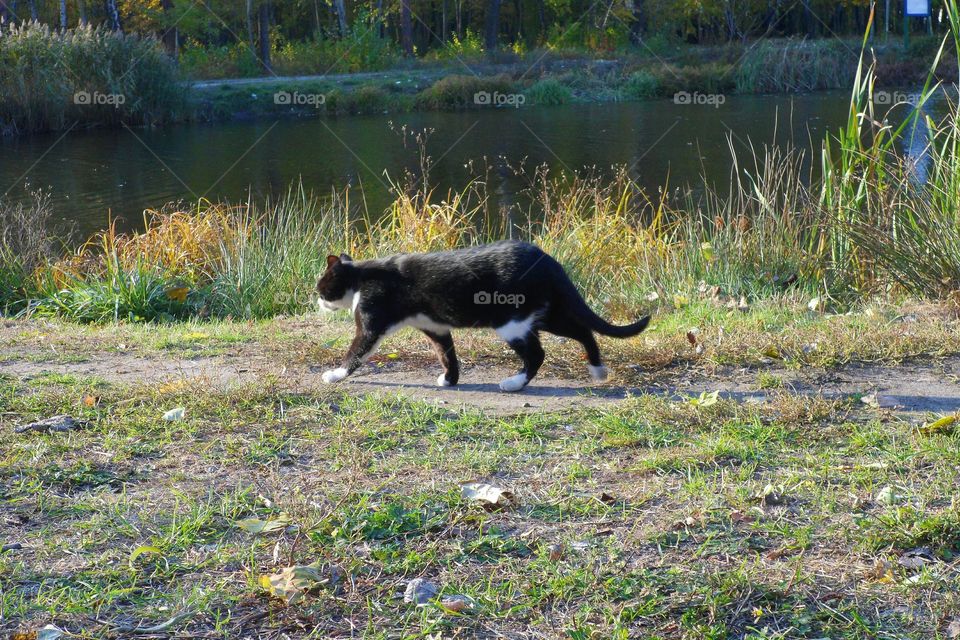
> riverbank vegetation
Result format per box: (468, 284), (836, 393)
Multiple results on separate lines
(0, 22), (184, 136)
(3, 5), (958, 134)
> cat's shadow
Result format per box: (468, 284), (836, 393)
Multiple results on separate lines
(347, 378), (629, 399)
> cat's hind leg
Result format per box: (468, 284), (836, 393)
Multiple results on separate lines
(544, 316), (607, 381)
(423, 330), (459, 387)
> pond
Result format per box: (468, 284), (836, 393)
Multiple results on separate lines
(0, 92), (858, 237)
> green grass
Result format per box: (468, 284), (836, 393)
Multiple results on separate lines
(2, 363), (958, 638)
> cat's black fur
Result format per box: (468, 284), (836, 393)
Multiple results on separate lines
(315, 240), (650, 392)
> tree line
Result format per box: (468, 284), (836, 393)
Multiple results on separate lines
(0, 0), (922, 70)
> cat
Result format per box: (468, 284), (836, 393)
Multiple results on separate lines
(315, 240), (650, 392)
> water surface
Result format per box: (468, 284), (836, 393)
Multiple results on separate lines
(0, 93), (855, 237)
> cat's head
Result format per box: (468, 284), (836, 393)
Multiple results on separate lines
(316, 253), (354, 312)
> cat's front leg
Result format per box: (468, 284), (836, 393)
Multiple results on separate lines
(423, 330), (459, 386)
(321, 328), (384, 383)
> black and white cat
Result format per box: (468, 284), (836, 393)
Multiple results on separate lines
(316, 240), (649, 392)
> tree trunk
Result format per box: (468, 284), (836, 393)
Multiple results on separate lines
(400, 0), (413, 55)
(78, 0), (88, 25)
(59, 0), (66, 29)
(801, 0), (814, 36)
(628, 0), (645, 44)
(313, 0), (321, 38)
(376, 0), (384, 38)
(484, 0), (500, 51)
(538, 0), (546, 42)
(104, 0), (121, 30)
(333, 0), (347, 36)
(246, 0), (256, 51)
(258, 0), (272, 72)
(441, 0), (448, 43)
(27, 0), (37, 21)
(161, 0), (178, 56)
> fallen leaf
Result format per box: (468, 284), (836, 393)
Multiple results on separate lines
(440, 594), (477, 613)
(162, 407), (185, 422)
(165, 286), (190, 303)
(865, 558), (896, 583)
(645, 291), (659, 302)
(403, 577), (439, 606)
(875, 485), (900, 506)
(673, 294), (689, 308)
(461, 482), (513, 507)
(808, 296), (822, 312)
(37, 625), (65, 640)
(919, 414), (957, 436)
(15, 415), (89, 434)
(547, 543), (565, 562)
(860, 393), (879, 408)
(762, 345), (782, 359)
(687, 390), (719, 408)
(686, 330), (698, 346)
(946, 618), (960, 639)
(82, 394), (100, 408)
(737, 296), (749, 312)
(235, 515), (292, 535)
(898, 546), (935, 570)
(260, 564), (334, 603)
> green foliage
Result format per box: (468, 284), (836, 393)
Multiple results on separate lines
(0, 22), (184, 134)
(524, 78), (573, 105)
(622, 70), (661, 99)
(415, 74), (516, 109)
(735, 39), (856, 93)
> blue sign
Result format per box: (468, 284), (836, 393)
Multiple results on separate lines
(905, 0), (930, 16)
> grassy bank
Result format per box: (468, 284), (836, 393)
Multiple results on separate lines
(3, 323), (960, 637)
(2, 19), (953, 134)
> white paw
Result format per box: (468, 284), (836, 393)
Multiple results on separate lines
(498, 373), (528, 392)
(588, 365), (609, 382)
(437, 374), (452, 387)
(321, 367), (348, 383)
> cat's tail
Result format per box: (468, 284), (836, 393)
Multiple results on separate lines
(556, 280), (650, 338)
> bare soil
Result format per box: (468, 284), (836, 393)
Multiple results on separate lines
(3, 339), (959, 416)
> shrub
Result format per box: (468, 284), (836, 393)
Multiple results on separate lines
(524, 78), (572, 105)
(0, 22), (185, 134)
(735, 39), (855, 93)
(415, 74), (515, 109)
(622, 70), (661, 99)
(0, 193), (54, 313)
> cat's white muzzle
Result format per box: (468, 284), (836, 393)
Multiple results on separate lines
(317, 290), (356, 313)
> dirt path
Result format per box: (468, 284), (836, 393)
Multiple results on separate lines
(3, 343), (960, 416)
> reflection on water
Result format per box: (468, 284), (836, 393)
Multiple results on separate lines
(0, 93), (857, 237)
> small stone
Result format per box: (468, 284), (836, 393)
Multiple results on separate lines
(1, 542), (23, 552)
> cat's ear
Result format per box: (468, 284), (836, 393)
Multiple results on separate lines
(325, 255), (340, 269)
(339, 253), (353, 263)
